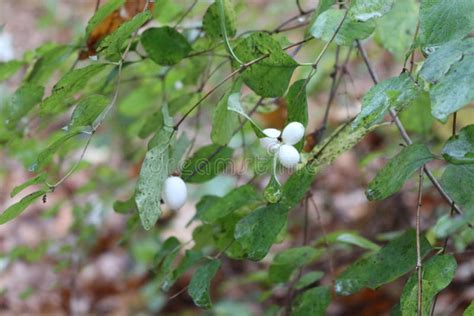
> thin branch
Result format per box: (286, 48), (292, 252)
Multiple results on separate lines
(174, 0), (198, 28)
(296, 0), (307, 14)
(416, 168), (424, 316)
(355, 40), (464, 218)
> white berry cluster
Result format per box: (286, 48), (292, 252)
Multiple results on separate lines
(162, 176), (187, 210)
(260, 121), (305, 168)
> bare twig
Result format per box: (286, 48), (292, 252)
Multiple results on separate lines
(416, 168), (424, 316)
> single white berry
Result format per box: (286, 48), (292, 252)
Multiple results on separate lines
(260, 128), (281, 153)
(278, 144), (300, 168)
(282, 122), (305, 145)
(162, 176), (187, 210)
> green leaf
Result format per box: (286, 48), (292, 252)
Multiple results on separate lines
(428, 55), (474, 122)
(10, 173), (47, 198)
(69, 94), (109, 128)
(97, 10), (152, 61)
(162, 249), (204, 291)
(141, 27), (191, 66)
(41, 64), (108, 115)
(285, 80), (308, 151)
(113, 196), (137, 214)
(188, 258), (221, 309)
(310, 9), (375, 46)
(335, 229), (432, 295)
(349, 0), (395, 21)
(295, 271), (325, 290)
(227, 92), (264, 137)
(440, 164), (474, 207)
(399, 91), (434, 134)
(465, 301), (474, 316)
(234, 204), (288, 261)
(318, 231), (381, 251)
(233, 32), (298, 97)
(366, 144), (434, 201)
(418, 0), (474, 48)
(0, 60), (25, 81)
(197, 185), (260, 223)
(269, 246), (322, 283)
(291, 286), (331, 316)
(400, 254), (457, 316)
(374, 0), (418, 59)
(31, 130), (82, 172)
(353, 73), (421, 128)
(211, 88), (240, 146)
(26, 45), (73, 85)
(134, 128), (173, 230)
(203, 0), (237, 39)
(419, 38), (474, 84)
(169, 133), (191, 172)
(181, 144), (233, 183)
(442, 125), (474, 165)
(86, 0), (125, 36)
(155, 237), (181, 283)
(0, 190), (47, 225)
(6, 83), (44, 128)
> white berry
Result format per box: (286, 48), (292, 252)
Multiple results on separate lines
(260, 128), (281, 153)
(278, 144), (300, 168)
(162, 176), (187, 210)
(282, 122), (305, 145)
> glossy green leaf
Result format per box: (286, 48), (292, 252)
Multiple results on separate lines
(0, 190), (47, 225)
(366, 144), (433, 201)
(335, 229), (432, 295)
(97, 10), (152, 61)
(6, 83), (44, 128)
(181, 144), (233, 183)
(442, 125), (474, 165)
(400, 254), (457, 316)
(349, 0), (394, 21)
(69, 94), (109, 128)
(291, 286), (331, 316)
(31, 130), (82, 172)
(41, 64), (108, 115)
(353, 73), (421, 128)
(233, 32), (297, 97)
(141, 27), (191, 65)
(188, 258), (221, 309)
(234, 204), (288, 261)
(134, 127), (173, 230)
(86, 0), (125, 36)
(375, 0), (418, 59)
(418, 0), (474, 48)
(440, 164), (474, 207)
(197, 184), (260, 223)
(211, 89), (240, 146)
(310, 9), (375, 46)
(0, 60), (25, 81)
(203, 0), (236, 39)
(285, 80), (308, 151)
(10, 173), (47, 198)
(269, 246), (322, 283)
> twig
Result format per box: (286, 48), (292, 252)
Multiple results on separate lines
(430, 112), (458, 316)
(296, 0), (307, 14)
(355, 40), (464, 218)
(416, 168), (424, 316)
(174, 0), (198, 28)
